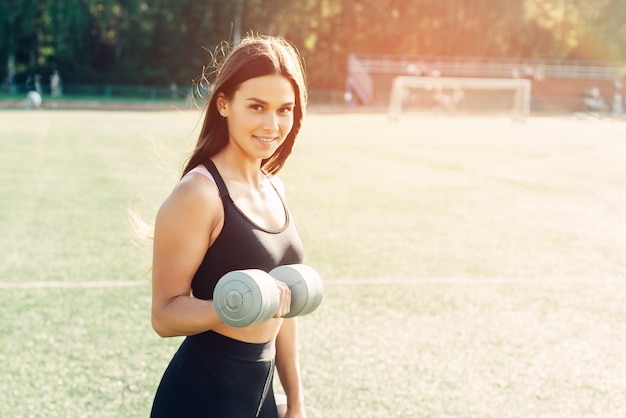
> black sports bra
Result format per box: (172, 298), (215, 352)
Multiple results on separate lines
(190, 160), (305, 300)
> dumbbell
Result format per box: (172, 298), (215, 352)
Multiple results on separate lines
(213, 264), (323, 328)
(269, 264), (324, 318)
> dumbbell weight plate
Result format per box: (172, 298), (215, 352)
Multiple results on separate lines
(213, 270), (280, 328)
(269, 264), (324, 318)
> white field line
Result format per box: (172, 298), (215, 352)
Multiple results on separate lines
(329, 277), (626, 285)
(0, 277), (625, 289)
(0, 280), (148, 289)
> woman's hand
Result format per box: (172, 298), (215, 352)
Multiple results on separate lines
(282, 404), (306, 418)
(273, 280), (292, 318)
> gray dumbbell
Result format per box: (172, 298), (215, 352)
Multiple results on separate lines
(213, 269), (280, 328)
(214, 265), (323, 328)
(269, 264), (324, 318)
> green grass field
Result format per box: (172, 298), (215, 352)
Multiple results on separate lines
(1, 109), (626, 417)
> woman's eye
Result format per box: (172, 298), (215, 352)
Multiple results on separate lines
(251, 104), (263, 111)
(279, 107), (293, 115)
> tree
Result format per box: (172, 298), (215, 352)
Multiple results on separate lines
(1, 0), (624, 92)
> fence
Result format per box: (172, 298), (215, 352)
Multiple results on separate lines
(351, 54), (626, 81)
(60, 84), (185, 101)
(3, 54), (625, 113)
(347, 54), (626, 113)
(1, 82), (191, 102)
(1, 81), (347, 108)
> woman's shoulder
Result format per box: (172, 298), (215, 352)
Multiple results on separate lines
(158, 167), (222, 221)
(186, 165), (218, 187)
(176, 168), (221, 203)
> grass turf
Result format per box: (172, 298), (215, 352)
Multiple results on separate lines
(1, 110), (626, 416)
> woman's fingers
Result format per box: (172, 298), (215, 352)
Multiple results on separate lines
(274, 280), (291, 318)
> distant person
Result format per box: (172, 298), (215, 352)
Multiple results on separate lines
(169, 82), (178, 99)
(2, 72), (17, 93)
(612, 79), (623, 116)
(25, 90), (42, 109)
(147, 35), (310, 418)
(583, 87), (606, 112)
(434, 88), (464, 111)
(50, 71), (62, 97)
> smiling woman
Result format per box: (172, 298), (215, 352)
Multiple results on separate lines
(216, 74), (296, 164)
(184, 36), (307, 177)
(148, 36), (310, 418)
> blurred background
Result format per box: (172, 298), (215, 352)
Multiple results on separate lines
(1, 0), (625, 112)
(2, 3), (626, 416)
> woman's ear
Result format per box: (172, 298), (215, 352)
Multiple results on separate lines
(216, 93), (228, 118)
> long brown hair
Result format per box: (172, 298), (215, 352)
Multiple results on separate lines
(183, 35), (307, 177)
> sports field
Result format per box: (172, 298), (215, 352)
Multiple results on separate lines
(1, 109), (625, 417)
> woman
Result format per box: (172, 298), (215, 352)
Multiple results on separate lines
(150, 36), (308, 417)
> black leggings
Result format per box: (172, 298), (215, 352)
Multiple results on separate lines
(150, 331), (279, 418)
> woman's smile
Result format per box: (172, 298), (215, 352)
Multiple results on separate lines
(218, 74), (295, 161)
(253, 135), (278, 144)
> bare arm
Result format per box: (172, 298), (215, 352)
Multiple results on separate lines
(275, 318), (306, 417)
(151, 174), (223, 337)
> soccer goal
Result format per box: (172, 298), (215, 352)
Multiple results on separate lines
(388, 76), (531, 121)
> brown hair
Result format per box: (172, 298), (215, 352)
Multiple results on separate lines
(183, 35), (307, 177)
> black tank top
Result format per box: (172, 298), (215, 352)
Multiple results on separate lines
(191, 160), (305, 300)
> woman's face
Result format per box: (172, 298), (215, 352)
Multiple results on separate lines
(219, 74), (296, 162)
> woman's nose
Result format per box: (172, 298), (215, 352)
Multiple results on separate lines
(263, 112), (279, 131)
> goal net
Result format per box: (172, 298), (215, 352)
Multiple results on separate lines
(388, 76), (531, 121)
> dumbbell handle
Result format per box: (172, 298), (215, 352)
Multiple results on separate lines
(270, 264), (324, 318)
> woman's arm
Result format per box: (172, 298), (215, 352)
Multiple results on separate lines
(275, 317), (306, 417)
(151, 174), (224, 337)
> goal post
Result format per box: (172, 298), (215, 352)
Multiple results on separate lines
(388, 76), (532, 122)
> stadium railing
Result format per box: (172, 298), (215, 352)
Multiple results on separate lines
(350, 54), (626, 81)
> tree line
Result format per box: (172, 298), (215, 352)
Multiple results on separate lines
(1, 0), (625, 92)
